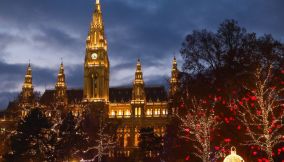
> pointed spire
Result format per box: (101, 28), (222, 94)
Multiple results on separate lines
(171, 56), (178, 82)
(95, 0), (101, 12)
(132, 58), (145, 101)
(55, 61), (67, 105)
(172, 56), (177, 70)
(21, 62), (34, 104)
(55, 60), (67, 91)
(22, 63), (33, 90)
(134, 58), (144, 84)
(170, 56), (179, 96)
(86, 0), (107, 51)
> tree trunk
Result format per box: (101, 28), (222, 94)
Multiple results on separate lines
(267, 151), (273, 162)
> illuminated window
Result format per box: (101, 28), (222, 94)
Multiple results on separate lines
(124, 131), (130, 147)
(117, 128), (124, 147)
(162, 109), (168, 115)
(134, 128), (139, 146)
(161, 127), (165, 136)
(135, 107), (141, 117)
(125, 110), (131, 118)
(111, 110), (115, 116)
(118, 110), (123, 118)
(154, 109), (160, 116)
(125, 151), (130, 157)
(0, 128), (5, 134)
(146, 109), (152, 117)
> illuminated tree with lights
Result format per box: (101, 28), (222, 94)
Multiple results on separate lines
(4, 108), (55, 162)
(55, 112), (89, 161)
(179, 99), (220, 162)
(80, 124), (116, 162)
(237, 65), (284, 162)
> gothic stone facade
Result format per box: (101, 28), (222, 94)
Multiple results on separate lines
(0, 0), (179, 156)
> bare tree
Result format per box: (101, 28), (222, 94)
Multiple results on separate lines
(237, 65), (284, 162)
(80, 124), (115, 162)
(179, 99), (219, 162)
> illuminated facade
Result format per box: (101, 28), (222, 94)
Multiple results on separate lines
(0, 0), (179, 156)
(84, 0), (109, 103)
(55, 61), (68, 106)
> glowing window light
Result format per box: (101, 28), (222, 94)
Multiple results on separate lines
(125, 110), (131, 117)
(110, 110), (116, 117)
(135, 107), (141, 117)
(146, 109), (153, 116)
(154, 109), (160, 116)
(162, 109), (167, 115)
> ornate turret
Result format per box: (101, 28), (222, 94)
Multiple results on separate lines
(20, 63), (34, 104)
(55, 61), (67, 105)
(84, 0), (109, 102)
(131, 59), (146, 117)
(86, 0), (107, 51)
(169, 56), (178, 97)
(168, 56), (179, 116)
(132, 59), (145, 101)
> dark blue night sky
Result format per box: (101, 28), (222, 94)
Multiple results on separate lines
(0, 0), (283, 109)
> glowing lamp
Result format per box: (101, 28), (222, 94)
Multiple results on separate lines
(223, 147), (245, 162)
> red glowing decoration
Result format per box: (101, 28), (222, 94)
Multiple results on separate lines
(253, 151), (257, 156)
(215, 146), (220, 150)
(185, 155), (190, 161)
(250, 96), (257, 101)
(224, 138), (231, 143)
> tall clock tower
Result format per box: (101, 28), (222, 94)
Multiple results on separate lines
(84, 0), (109, 103)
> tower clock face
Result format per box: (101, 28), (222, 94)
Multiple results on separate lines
(91, 53), (98, 60)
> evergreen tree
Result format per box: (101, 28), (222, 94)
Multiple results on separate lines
(4, 108), (52, 162)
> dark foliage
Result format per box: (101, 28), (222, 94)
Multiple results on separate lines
(55, 111), (88, 161)
(139, 127), (163, 162)
(163, 116), (193, 162)
(174, 19), (284, 161)
(4, 108), (53, 162)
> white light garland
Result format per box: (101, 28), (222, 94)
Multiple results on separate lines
(236, 65), (284, 162)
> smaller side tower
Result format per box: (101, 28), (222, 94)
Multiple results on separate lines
(20, 63), (34, 106)
(18, 62), (35, 117)
(169, 56), (179, 115)
(55, 61), (68, 106)
(131, 59), (146, 118)
(169, 56), (178, 97)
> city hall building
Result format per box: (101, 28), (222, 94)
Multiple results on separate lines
(0, 0), (179, 156)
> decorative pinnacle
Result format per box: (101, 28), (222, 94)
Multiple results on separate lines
(96, 0), (100, 4)
(136, 58), (141, 70)
(173, 56), (177, 64)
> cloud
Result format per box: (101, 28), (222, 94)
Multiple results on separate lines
(0, 0), (283, 109)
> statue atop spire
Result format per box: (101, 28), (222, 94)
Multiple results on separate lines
(96, 0), (100, 4)
(55, 61), (67, 105)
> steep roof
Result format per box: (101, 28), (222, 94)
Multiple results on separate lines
(40, 86), (168, 105)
